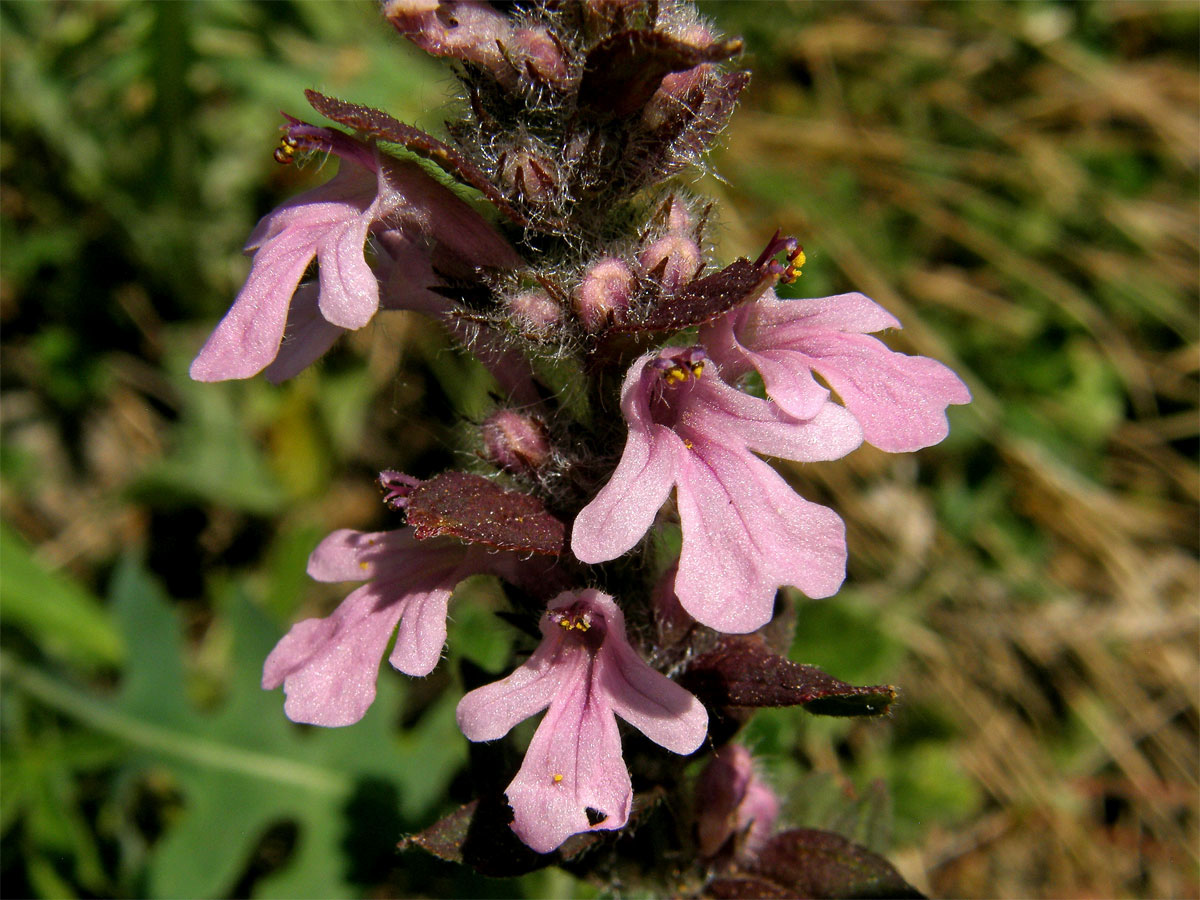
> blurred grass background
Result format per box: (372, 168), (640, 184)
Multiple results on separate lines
(1, 1), (1196, 897)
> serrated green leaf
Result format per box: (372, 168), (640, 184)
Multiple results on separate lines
(2, 555), (470, 898)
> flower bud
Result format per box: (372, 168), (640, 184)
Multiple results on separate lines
(641, 25), (746, 139)
(640, 232), (701, 294)
(508, 289), (561, 336)
(482, 410), (551, 475)
(649, 25), (715, 114)
(695, 744), (780, 860)
(574, 257), (634, 331)
(384, 0), (516, 89)
(498, 141), (561, 209)
(509, 25), (568, 86)
(666, 197), (694, 234)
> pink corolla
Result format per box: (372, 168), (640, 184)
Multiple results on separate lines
(263, 527), (532, 727)
(701, 290), (971, 453)
(190, 127), (519, 382)
(260, 230), (446, 383)
(456, 589), (708, 853)
(572, 348), (863, 634)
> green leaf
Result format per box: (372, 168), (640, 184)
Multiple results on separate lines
(132, 377), (286, 514)
(1, 692), (115, 894)
(0, 522), (125, 668)
(419, 331), (506, 421)
(531, 355), (591, 425)
(446, 579), (515, 672)
(2, 555), (467, 898)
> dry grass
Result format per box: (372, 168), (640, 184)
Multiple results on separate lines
(707, 2), (1198, 896)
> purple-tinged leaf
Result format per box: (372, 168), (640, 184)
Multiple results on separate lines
(406, 472), (566, 556)
(613, 233), (801, 334)
(679, 635), (897, 717)
(304, 90), (531, 228)
(399, 795), (552, 876)
(750, 829), (924, 899)
(399, 800), (474, 865)
(579, 30), (743, 119)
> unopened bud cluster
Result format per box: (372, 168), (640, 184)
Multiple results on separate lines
(384, 0), (744, 230)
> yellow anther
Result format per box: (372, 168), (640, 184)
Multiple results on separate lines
(273, 135), (298, 165)
(782, 248), (806, 284)
(359, 561), (370, 570)
(556, 613), (591, 632)
(552, 773), (564, 784)
(683, 439), (694, 450)
(664, 365), (688, 385)
(690, 362), (704, 378)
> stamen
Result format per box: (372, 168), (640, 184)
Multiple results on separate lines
(664, 365), (689, 385)
(653, 347), (708, 387)
(273, 134), (299, 165)
(781, 245), (805, 283)
(555, 611), (592, 632)
(750, 231), (805, 293)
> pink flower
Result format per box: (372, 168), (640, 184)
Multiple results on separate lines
(701, 290), (971, 453)
(695, 744), (780, 860)
(456, 589), (708, 853)
(191, 128), (519, 382)
(571, 348), (862, 634)
(261, 229), (449, 383)
(262, 527), (531, 727)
